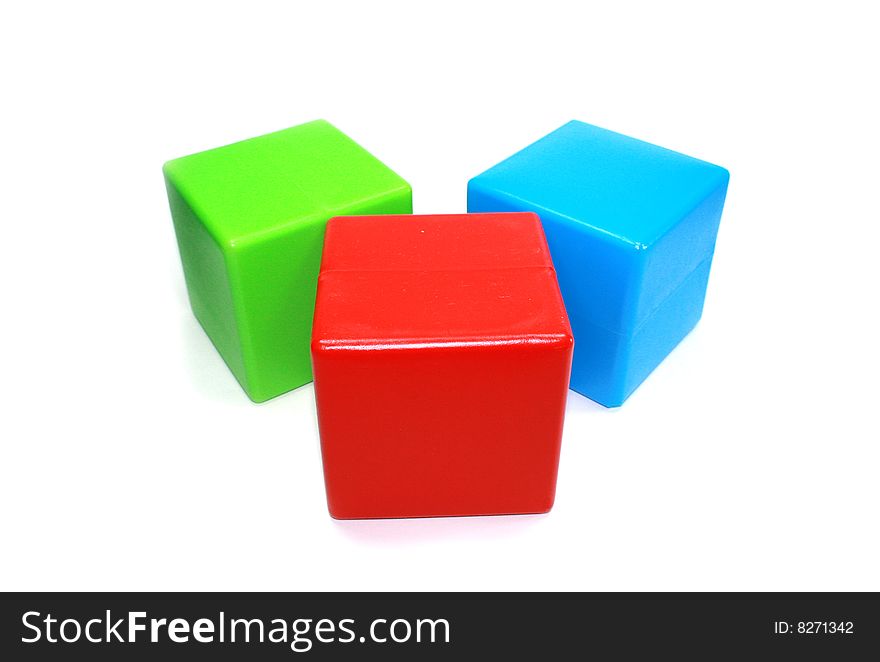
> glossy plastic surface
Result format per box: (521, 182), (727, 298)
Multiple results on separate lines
(312, 213), (573, 519)
(164, 120), (412, 402)
(468, 120), (729, 406)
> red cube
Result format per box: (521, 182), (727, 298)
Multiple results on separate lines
(312, 213), (573, 519)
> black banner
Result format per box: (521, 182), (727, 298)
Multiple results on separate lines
(2, 592), (877, 659)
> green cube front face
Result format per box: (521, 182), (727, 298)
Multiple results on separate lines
(163, 120), (412, 402)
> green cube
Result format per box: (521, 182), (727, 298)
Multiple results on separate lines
(163, 120), (412, 402)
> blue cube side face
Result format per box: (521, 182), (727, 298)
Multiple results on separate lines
(468, 120), (729, 406)
(563, 257), (714, 406)
(636, 181), (728, 325)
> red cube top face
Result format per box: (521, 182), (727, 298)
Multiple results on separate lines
(313, 213), (571, 348)
(312, 213), (573, 519)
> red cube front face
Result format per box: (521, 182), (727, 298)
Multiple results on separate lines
(312, 213), (573, 519)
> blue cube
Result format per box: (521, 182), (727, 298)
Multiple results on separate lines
(468, 121), (729, 406)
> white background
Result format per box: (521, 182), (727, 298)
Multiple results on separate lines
(2, 1), (878, 591)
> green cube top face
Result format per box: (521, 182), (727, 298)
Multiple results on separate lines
(164, 120), (412, 402)
(163, 120), (411, 247)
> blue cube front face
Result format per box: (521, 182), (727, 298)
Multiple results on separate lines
(468, 121), (729, 406)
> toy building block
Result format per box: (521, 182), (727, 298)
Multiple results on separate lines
(312, 213), (573, 519)
(163, 120), (411, 402)
(468, 121), (729, 407)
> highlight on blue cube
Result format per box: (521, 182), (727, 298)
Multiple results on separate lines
(468, 120), (729, 407)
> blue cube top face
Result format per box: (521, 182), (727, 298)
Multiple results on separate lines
(468, 121), (729, 334)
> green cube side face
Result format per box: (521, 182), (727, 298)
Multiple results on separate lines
(164, 120), (412, 402)
(165, 181), (246, 383)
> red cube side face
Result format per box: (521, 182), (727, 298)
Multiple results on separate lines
(312, 214), (573, 519)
